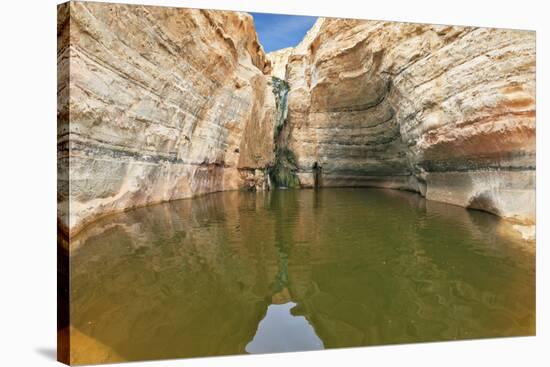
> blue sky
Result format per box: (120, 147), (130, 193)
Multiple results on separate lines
(251, 13), (317, 53)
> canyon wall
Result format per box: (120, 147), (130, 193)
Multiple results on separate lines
(270, 19), (536, 231)
(58, 3), (536, 238)
(58, 2), (276, 235)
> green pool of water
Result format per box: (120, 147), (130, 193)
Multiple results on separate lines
(69, 188), (535, 364)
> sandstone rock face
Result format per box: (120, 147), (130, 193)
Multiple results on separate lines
(272, 19), (535, 229)
(59, 3), (536, 237)
(267, 48), (293, 79)
(58, 2), (276, 235)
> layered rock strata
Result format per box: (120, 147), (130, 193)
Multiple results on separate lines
(58, 2), (536, 237)
(58, 2), (276, 235)
(267, 47), (293, 79)
(269, 19), (536, 230)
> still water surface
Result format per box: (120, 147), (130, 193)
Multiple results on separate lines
(70, 188), (535, 364)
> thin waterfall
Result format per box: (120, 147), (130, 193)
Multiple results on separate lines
(269, 76), (300, 188)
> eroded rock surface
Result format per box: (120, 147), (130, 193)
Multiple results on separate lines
(270, 19), (535, 231)
(267, 47), (293, 79)
(58, 2), (276, 235)
(58, 3), (536, 238)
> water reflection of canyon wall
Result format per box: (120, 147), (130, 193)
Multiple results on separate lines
(69, 189), (535, 364)
(70, 192), (279, 363)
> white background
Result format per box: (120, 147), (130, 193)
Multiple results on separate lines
(0, 0), (548, 365)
